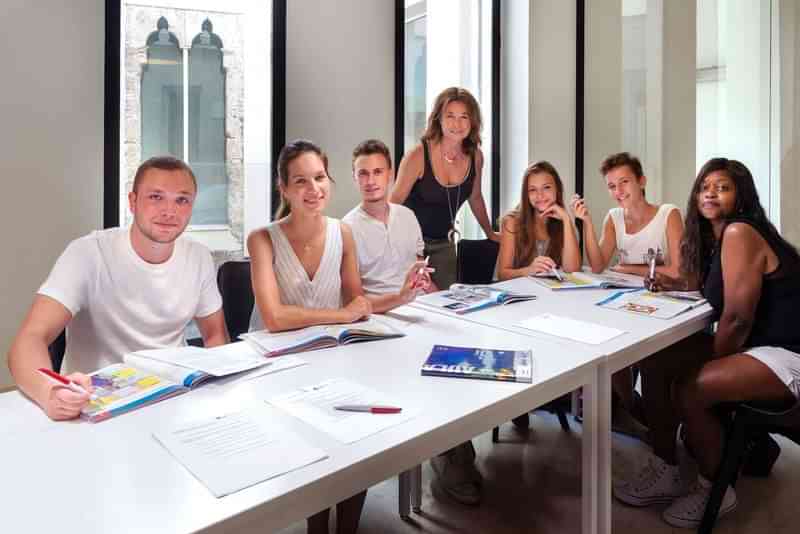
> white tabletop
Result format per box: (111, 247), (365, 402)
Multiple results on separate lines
(0, 306), (601, 534)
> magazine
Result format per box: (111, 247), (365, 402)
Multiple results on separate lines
(596, 289), (708, 319)
(531, 271), (643, 291)
(241, 316), (404, 357)
(414, 284), (537, 314)
(420, 344), (533, 383)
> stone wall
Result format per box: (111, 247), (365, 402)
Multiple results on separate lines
(124, 4), (245, 246)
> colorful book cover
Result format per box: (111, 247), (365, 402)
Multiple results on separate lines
(421, 345), (533, 383)
(80, 364), (186, 423)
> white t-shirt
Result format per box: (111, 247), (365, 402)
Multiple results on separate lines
(38, 227), (222, 374)
(605, 203), (680, 265)
(343, 203), (425, 295)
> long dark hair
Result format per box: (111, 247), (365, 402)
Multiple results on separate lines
(504, 161), (566, 268)
(681, 157), (799, 281)
(274, 139), (333, 219)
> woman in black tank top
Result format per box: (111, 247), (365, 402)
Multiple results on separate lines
(390, 87), (499, 289)
(654, 158), (800, 528)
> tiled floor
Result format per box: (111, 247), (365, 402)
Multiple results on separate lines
(278, 411), (800, 534)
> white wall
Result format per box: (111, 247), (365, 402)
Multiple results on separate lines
(285, 0), (394, 218)
(0, 1), (105, 387)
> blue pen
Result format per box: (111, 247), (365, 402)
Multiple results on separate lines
(595, 288), (643, 306)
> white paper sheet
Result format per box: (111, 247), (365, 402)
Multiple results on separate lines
(516, 313), (626, 345)
(237, 355), (308, 381)
(268, 378), (415, 444)
(153, 406), (327, 497)
(133, 342), (269, 376)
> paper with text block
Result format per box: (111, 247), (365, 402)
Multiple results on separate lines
(516, 313), (626, 345)
(153, 406), (327, 497)
(268, 378), (416, 444)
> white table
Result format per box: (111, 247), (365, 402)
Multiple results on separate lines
(409, 276), (714, 534)
(0, 305), (603, 534)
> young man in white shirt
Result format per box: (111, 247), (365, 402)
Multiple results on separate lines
(8, 156), (228, 421)
(345, 140), (481, 506)
(343, 139), (433, 313)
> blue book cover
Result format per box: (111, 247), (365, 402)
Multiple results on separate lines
(421, 345), (533, 383)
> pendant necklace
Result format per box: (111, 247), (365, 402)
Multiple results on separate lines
(445, 181), (462, 244)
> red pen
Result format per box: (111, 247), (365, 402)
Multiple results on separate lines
(334, 404), (402, 414)
(38, 368), (97, 400)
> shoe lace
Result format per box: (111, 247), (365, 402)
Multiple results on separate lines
(681, 483), (710, 514)
(633, 457), (666, 491)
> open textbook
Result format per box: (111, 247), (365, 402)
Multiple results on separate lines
(80, 342), (305, 423)
(414, 284), (537, 314)
(241, 316), (404, 357)
(596, 289), (708, 319)
(531, 270), (643, 291)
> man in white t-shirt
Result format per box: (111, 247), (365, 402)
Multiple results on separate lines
(343, 139), (433, 313)
(8, 156), (228, 420)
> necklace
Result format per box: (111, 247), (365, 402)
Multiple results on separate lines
(441, 147), (462, 165)
(445, 181), (462, 244)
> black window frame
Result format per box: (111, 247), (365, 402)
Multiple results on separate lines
(103, 0), (287, 228)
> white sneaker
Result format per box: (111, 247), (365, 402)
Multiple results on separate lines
(613, 454), (688, 506)
(663, 475), (737, 529)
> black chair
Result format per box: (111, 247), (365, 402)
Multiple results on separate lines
(217, 260), (255, 340)
(699, 401), (800, 533)
(455, 239), (572, 441)
(49, 330), (66, 372)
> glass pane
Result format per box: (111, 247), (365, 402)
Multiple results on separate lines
(405, 15), (427, 151)
(696, 0), (772, 204)
(189, 20), (227, 226)
(141, 17), (183, 161)
(403, 0), (493, 240)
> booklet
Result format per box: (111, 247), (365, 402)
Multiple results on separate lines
(414, 284), (537, 314)
(596, 289), (708, 319)
(421, 344), (533, 383)
(530, 271), (643, 291)
(80, 342), (298, 423)
(241, 317), (404, 357)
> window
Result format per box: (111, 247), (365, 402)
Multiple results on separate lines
(113, 0), (276, 256)
(400, 0), (499, 240)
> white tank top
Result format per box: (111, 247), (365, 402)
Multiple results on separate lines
(249, 217), (343, 331)
(606, 204), (680, 265)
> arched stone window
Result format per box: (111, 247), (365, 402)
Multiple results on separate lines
(188, 19), (226, 225)
(141, 17), (183, 159)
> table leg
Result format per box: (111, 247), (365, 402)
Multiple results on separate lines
(411, 464), (422, 512)
(398, 470), (411, 520)
(582, 362), (612, 534)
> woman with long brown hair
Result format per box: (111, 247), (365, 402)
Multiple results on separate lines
(497, 160), (581, 280)
(248, 139), (371, 534)
(391, 87), (499, 290)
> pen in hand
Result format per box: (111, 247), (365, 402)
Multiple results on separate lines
(38, 368), (97, 401)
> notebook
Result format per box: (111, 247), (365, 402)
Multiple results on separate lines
(414, 284), (537, 314)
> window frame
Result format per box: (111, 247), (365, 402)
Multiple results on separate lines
(103, 0), (287, 236)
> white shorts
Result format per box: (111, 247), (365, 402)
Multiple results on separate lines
(745, 346), (800, 399)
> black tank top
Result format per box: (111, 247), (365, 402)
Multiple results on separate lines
(702, 218), (800, 353)
(404, 141), (476, 240)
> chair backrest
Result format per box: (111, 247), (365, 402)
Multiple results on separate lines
(217, 260), (255, 340)
(456, 239), (500, 284)
(49, 330), (66, 372)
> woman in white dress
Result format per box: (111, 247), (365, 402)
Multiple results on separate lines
(248, 139), (370, 534)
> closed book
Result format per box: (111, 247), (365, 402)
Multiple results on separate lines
(421, 344), (533, 383)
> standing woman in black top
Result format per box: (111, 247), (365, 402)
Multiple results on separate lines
(658, 158), (800, 529)
(391, 87), (499, 289)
